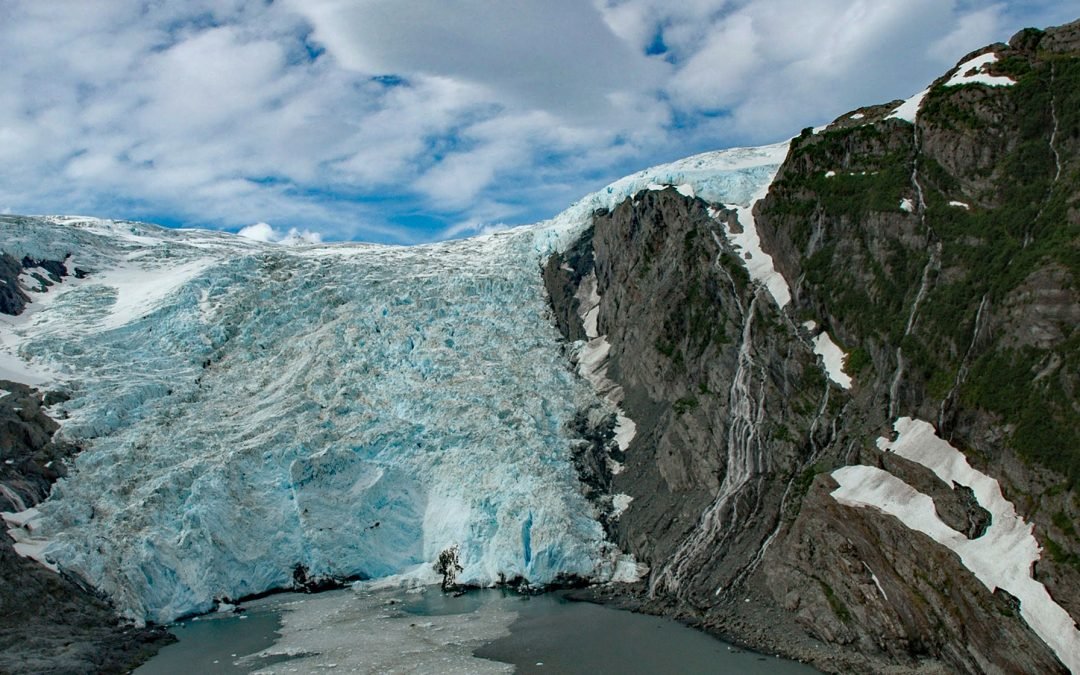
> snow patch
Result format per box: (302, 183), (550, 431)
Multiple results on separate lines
(945, 53), (1016, 88)
(886, 89), (929, 123)
(611, 494), (633, 518)
(3, 507), (57, 572)
(900, 198), (915, 213)
(572, 272), (637, 452)
(94, 259), (214, 330)
(707, 163), (793, 309)
(824, 170), (836, 178)
(811, 331), (853, 389)
(948, 200), (970, 210)
(0, 350), (53, 386)
(863, 562), (888, 601)
(831, 418), (1080, 673)
(675, 184), (696, 198)
(644, 183), (697, 199)
(850, 113), (865, 120)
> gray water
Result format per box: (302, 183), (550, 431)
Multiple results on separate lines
(134, 596), (299, 675)
(472, 592), (816, 674)
(138, 587), (819, 674)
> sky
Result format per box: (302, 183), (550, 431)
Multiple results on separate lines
(1, 1), (1077, 244)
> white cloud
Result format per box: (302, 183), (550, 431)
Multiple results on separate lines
(930, 5), (1007, 62)
(237, 222), (278, 242)
(290, 0), (667, 123)
(0, 0), (1075, 242)
(238, 222), (323, 245)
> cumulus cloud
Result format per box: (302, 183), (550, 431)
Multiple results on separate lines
(0, 0), (1076, 243)
(238, 222), (323, 245)
(291, 0), (667, 123)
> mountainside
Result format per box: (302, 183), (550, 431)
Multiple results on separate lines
(1, 18), (1078, 675)
(546, 19), (1080, 674)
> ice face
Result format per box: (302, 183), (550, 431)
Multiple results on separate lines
(18, 227), (615, 624)
(1, 143), (788, 624)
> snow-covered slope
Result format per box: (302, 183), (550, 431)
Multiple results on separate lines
(0, 144), (788, 624)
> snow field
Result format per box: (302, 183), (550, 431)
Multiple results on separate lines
(831, 418), (1079, 672)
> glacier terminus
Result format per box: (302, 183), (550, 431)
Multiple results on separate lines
(0, 145), (787, 625)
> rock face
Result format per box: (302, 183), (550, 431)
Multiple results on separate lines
(0, 382), (173, 674)
(546, 20), (1079, 675)
(0, 254), (31, 316)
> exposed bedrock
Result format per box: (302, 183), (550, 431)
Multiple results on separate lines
(546, 177), (1076, 672)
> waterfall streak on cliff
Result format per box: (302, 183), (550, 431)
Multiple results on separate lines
(1051, 65), (1062, 185)
(889, 128), (938, 419)
(1027, 66), (1062, 250)
(939, 294), (988, 431)
(651, 293), (766, 596)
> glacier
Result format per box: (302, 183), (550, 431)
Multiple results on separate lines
(0, 143), (788, 624)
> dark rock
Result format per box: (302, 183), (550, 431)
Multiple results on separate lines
(0, 253), (30, 316)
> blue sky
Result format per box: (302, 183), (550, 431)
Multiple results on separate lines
(1, 0), (1077, 244)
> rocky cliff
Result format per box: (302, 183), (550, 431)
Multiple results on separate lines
(547, 19), (1080, 674)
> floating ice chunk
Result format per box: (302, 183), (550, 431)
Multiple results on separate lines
(832, 418), (1080, 672)
(900, 198), (915, 213)
(886, 88), (929, 123)
(811, 331), (853, 389)
(945, 53), (1016, 88)
(245, 588), (515, 674)
(351, 562), (441, 592)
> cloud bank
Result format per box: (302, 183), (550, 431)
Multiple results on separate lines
(0, 0), (1076, 242)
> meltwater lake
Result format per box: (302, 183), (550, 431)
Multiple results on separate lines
(137, 586), (819, 674)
